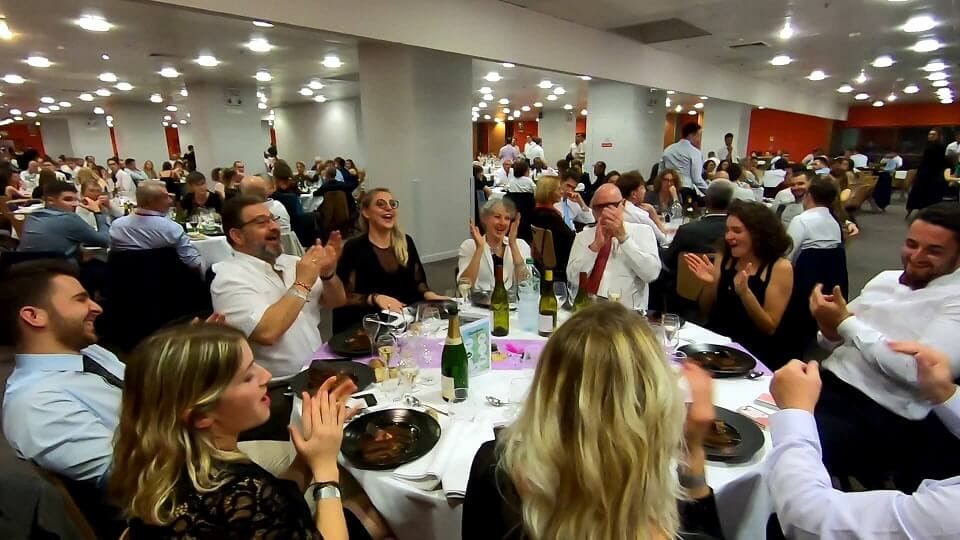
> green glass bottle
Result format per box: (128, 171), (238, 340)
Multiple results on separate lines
(573, 272), (593, 313)
(538, 269), (558, 337)
(491, 264), (510, 337)
(441, 304), (469, 401)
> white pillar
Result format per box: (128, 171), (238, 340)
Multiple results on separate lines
(538, 109), (575, 167)
(701, 99), (752, 161)
(110, 102), (169, 164)
(584, 80), (666, 176)
(358, 42), (472, 261)
(40, 118), (74, 158)
(186, 82), (265, 175)
(273, 98), (366, 166)
(64, 114), (113, 162)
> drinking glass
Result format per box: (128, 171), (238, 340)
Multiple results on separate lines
(648, 322), (666, 350)
(554, 281), (568, 310)
(362, 314), (382, 355)
(505, 375), (533, 421)
(662, 313), (681, 351)
(457, 277), (473, 307)
(448, 387), (475, 421)
(376, 334), (401, 400)
(418, 305), (443, 336)
(398, 351), (420, 395)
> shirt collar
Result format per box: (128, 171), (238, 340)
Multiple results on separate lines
(15, 353), (84, 373)
(231, 249), (285, 274)
(135, 209), (165, 217)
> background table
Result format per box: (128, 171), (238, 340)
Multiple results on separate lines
(191, 236), (231, 272)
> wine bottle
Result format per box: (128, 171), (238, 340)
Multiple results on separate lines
(573, 272), (592, 312)
(538, 269), (558, 337)
(491, 264), (510, 337)
(441, 304), (469, 401)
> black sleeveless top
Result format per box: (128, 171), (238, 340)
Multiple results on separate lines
(706, 255), (777, 366)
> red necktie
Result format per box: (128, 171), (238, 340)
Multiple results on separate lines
(586, 237), (613, 295)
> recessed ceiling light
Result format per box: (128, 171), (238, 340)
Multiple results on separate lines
(254, 70), (272, 82)
(257, 102), (267, 110)
(778, 19), (794, 40)
(163, 115), (171, 121)
(37, 107), (49, 114)
(923, 61), (947, 72)
(25, 111), (37, 117)
(179, 88), (188, 97)
(807, 70), (827, 81)
(552, 87), (566, 95)
(501, 62), (515, 68)
(675, 104), (683, 112)
(166, 105), (178, 112)
(904, 84), (920, 93)
(195, 55), (220, 67)
(78, 94), (94, 102)
(688, 110), (698, 115)
(665, 97), (672, 107)
(312, 95), (327, 103)
(159, 67), (180, 78)
(837, 84), (854, 93)
(8, 108), (20, 115)
(252, 20), (274, 27)
(855, 71), (868, 84)
(26, 56), (51, 68)
(308, 80), (324, 90)
(478, 86), (492, 94)
(98, 72), (117, 82)
(40, 96), (55, 104)
(903, 15), (937, 33)
(149, 93), (162, 103)
(854, 93), (870, 100)
(498, 98), (509, 105)
(503, 108), (511, 114)
(321, 55), (343, 68)
(0, 17), (13, 40)
(2, 74), (24, 84)
(478, 101), (487, 108)
(942, 98), (955, 104)
(928, 71), (948, 80)
(171, 124), (178, 129)
(48, 105), (60, 111)
(58, 101), (71, 107)
(547, 94), (558, 101)
(95, 88), (111, 97)
(246, 38), (273, 53)
(483, 114), (491, 120)
(580, 109), (588, 116)
(699, 96), (709, 100)
(76, 15), (111, 32)
(471, 106), (479, 112)
(912, 39), (941, 53)
(694, 102), (704, 109)
(521, 105), (531, 112)
(563, 104), (573, 110)
(770, 54), (792, 66)
(34, 121), (40, 126)
(512, 110), (521, 117)
(482, 93), (494, 101)
(179, 119), (187, 125)
(12, 116), (22, 121)
(537, 80), (553, 89)
(872, 55), (894, 68)
(115, 82), (133, 91)
(872, 100), (884, 107)
(579, 75), (592, 81)
(484, 71), (502, 82)
(666, 90), (676, 95)
(299, 87), (314, 96)
(933, 79), (950, 87)
(887, 93), (898, 102)
(533, 102), (543, 107)
(100, 53), (110, 60)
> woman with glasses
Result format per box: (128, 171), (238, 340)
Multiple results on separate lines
(333, 188), (446, 332)
(650, 168), (681, 214)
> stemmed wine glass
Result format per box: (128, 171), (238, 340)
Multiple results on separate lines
(457, 277), (473, 307)
(662, 313), (681, 352)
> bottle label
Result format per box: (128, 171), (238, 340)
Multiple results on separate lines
(538, 314), (554, 333)
(441, 375), (455, 401)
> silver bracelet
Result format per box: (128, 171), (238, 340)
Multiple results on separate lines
(287, 286), (309, 302)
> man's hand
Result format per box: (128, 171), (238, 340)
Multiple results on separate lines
(639, 202), (659, 219)
(97, 195), (111, 209)
(295, 244), (327, 288)
(600, 206), (626, 242)
(771, 360), (823, 412)
(888, 341), (958, 405)
(568, 191), (585, 208)
(846, 222), (860, 238)
(326, 231), (343, 262)
(79, 196), (101, 213)
(589, 223), (608, 252)
(809, 284), (851, 339)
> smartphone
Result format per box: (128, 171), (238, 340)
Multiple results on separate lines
(347, 393), (378, 409)
(737, 405), (770, 429)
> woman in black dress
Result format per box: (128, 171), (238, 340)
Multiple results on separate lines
(333, 188), (446, 332)
(528, 175), (575, 283)
(908, 129), (949, 215)
(684, 201), (794, 369)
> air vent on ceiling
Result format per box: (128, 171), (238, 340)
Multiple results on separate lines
(498, 0), (532, 7)
(610, 18), (710, 44)
(148, 52), (180, 58)
(729, 41), (770, 50)
(325, 73), (358, 83)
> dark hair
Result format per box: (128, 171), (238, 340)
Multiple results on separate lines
(681, 123), (702, 138)
(533, 137), (542, 145)
(0, 260), (79, 346)
(727, 163), (743, 182)
(472, 164), (483, 179)
(562, 170), (581, 184)
(808, 177), (838, 207)
(272, 159), (292, 181)
(124, 158), (135, 167)
(654, 168), (679, 193)
(107, 157), (119, 166)
(725, 201), (792, 262)
(221, 168), (238, 185)
(704, 181), (734, 211)
(724, 132), (734, 139)
(334, 157), (345, 167)
(185, 172), (206, 186)
(162, 161), (173, 171)
(267, 145), (277, 157)
(795, 169), (816, 182)
(774, 159), (788, 171)
(222, 195), (267, 247)
(512, 160), (530, 178)
(717, 160), (730, 172)
(615, 172), (645, 200)
(43, 180), (77, 198)
(210, 167), (222, 183)
(914, 202), (960, 243)
(604, 171), (621, 182)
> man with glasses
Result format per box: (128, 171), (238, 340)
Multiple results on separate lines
(566, 183), (661, 310)
(211, 195), (347, 379)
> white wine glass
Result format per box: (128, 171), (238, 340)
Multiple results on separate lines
(554, 281), (568, 310)
(457, 277), (473, 307)
(662, 313), (681, 352)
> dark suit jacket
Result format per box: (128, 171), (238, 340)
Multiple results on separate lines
(662, 214), (727, 273)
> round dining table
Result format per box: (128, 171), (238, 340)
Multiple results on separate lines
(303, 305), (777, 540)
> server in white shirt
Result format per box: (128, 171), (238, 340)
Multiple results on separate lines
(505, 160), (535, 194)
(661, 123), (709, 197)
(768, 350), (960, 540)
(211, 195), (347, 379)
(568, 133), (585, 162)
(849, 149), (869, 169)
(20, 160), (40, 191)
(525, 136), (544, 164)
(493, 159), (514, 187)
(785, 177), (842, 262)
(810, 202), (960, 489)
(458, 198), (531, 291)
(107, 157), (136, 202)
(616, 171), (667, 245)
(567, 184), (661, 309)
(239, 175), (292, 233)
(716, 132), (739, 162)
(555, 173), (594, 230)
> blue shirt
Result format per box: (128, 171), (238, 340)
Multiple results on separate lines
(2, 345), (123, 487)
(661, 139), (708, 195)
(109, 209), (202, 268)
(19, 207), (111, 257)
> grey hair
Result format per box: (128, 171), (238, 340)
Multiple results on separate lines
(135, 180), (169, 206)
(480, 197), (516, 218)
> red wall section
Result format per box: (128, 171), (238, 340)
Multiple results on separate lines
(841, 103), (960, 128)
(0, 123), (45, 156)
(576, 117), (587, 135)
(747, 109), (834, 158)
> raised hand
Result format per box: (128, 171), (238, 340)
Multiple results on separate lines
(683, 253), (716, 284)
(508, 215), (520, 246)
(809, 284), (850, 339)
(682, 361), (715, 449)
(733, 262), (753, 296)
(888, 341), (958, 404)
(469, 220), (484, 247)
(79, 196), (102, 213)
(327, 231), (343, 262)
(295, 244), (327, 288)
(289, 375), (356, 480)
(590, 222), (608, 252)
(771, 360), (822, 412)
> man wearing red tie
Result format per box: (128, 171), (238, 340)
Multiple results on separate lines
(567, 184), (661, 309)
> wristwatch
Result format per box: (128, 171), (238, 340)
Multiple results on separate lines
(287, 286), (309, 302)
(303, 481), (341, 514)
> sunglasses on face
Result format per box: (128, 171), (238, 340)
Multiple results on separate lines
(240, 214), (280, 227)
(374, 199), (399, 209)
(593, 200), (624, 211)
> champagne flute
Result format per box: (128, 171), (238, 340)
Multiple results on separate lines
(662, 313), (681, 352)
(457, 277), (473, 307)
(376, 334), (400, 400)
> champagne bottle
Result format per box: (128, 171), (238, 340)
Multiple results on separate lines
(491, 264), (510, 336)
(538, 269), (558, 337)
(573, 272), (593, 312)
(441, 304), (469, 401)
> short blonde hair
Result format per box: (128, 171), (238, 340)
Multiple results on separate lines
(534, 175), (561, 205)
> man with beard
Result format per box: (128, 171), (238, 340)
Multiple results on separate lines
(211, 196), (346, 379)
(810, 202), (960, 490)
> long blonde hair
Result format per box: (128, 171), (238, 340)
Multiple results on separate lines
(110, 324), (250, 525)
(360, 187), (409, 266)
(498, 302), (685, 539)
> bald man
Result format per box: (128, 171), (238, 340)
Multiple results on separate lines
(240, 174), (292, 233)
(109, 180), (202, 269)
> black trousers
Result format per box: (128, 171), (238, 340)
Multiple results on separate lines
(814, 370), (960, 492)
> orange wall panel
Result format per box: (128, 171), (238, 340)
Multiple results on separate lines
(841, 103), (960, 128)
(1, 124), (45, 156)
(747, 109), (833, 158)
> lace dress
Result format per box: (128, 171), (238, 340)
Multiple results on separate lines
(127, 461), (321, 539)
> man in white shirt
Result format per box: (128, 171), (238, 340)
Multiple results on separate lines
(525, 136), (544, 163)
(505, 160), (535, 193)
(880, 151), (903, 172)
(810, 156), (831, 176)
(768, 350), (960, 540)
(40, 160), (66, 182)
(20, 160), (40, 191)
(493, 159), (514, 187)
(616, 171), (667, 245)
(555, 173), (594, 230)
(522, 135), (535, 158)
(849, 148), (869, 169)
(801, 148), (823, 166)
(240, 175), (292, 233)
(569, 133), (585, 162)
(716, 132), (738, 162)
(123, 158), (148, 184)
(107, 157), (136, 202)
(567, 184), (661, 309)
(661, 123), (708, 197)
(785, 177), (841, 262)
(211, 195), (346, 379)
(498, 137), (520, 162)
(76, 180), (122, 230)
(775, 170), (811, 226)
(946, 133), (960, 157)
(809, 202), (960, 489)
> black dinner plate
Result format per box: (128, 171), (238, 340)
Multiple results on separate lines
(704, 407), (764, 463)
(290, 359), (375, 395)
(679, 343), (757, 378)
(329, 324), (374, 357)
(341, 409), (442, 470)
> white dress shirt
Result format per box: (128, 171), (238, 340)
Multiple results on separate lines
(266, 198), (292, 233)
(775, 188), (803, 226)
(851, 153), (869, 169)
(661, 139), (708, 195)
(493, 167), (514, 187)
(457, 238), (531, 291)
(947, 141), (960, 156)
(567, 222), (661, 309)
(716, 146), (738, 162)
(77, 203), (123, 230)
(2, 345), (123, 486)
(211, 251), (326, 378)
(20, 171), (40, 191)
(768, 404), (960, 539)
(525, 143), (544, 163)
(786, 206), (841, 262)
(623, 201), (667, 245)
(820, 269), (960, 419)
(763, 168), (787, 188)
(554, 198), (595, 230)
(506, 175), (535, 193)
(732, 182), (758, 202)
(113, 169), (137, 202)
(569, 142), (585, 161)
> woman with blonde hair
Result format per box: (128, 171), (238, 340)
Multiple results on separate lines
(76, 166), (109, 192)
(528, 175), (575, 283)
(111, 323), (366, 539)
(333, 187), (446, 332)
(142, 160), (158, 180)
(463, 302), (721, 539)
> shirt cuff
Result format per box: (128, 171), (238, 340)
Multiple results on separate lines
(934, 386), (960, 424)
(837, 315), (870, 344)
(769, 409), (819, 446)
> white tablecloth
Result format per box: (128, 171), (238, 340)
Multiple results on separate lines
(191, 236), (231, 272)
(300, 193), (324, 212)
(322, 309), (774, 540)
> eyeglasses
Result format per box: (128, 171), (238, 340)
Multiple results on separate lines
(239, 214), (280, 227)
(592, 200), (624, 211)
(375, 199), (399, 209)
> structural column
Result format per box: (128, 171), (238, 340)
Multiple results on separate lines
(358, 42), (473, 262)
(585, 80), (666, 176)
(186, 82), (266, 175)
(701, 99), (752, 161)
(110, 102), (169, 164)
(538, 109), (575, 167)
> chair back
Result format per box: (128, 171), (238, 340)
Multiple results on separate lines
(0, 250), (67, 271)
(530, 225), (557, 269)
(504, 192), (535, 242)
(677, 251), (712, 301)
(778, 246), (849, 359)
(318, 191), (353, 242)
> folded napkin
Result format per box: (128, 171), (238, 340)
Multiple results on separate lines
(393, 418), (495, 498)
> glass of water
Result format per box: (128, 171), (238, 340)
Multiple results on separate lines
(457, 277), (473, 307)
(662, 313), (681, 351)
(554, 281), (568, 310)
(398, 351), (420, 395)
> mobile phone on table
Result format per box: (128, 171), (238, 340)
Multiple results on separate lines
(347, 393), (378, 409)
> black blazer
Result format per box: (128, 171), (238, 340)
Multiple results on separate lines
(528, 207), (575, 283)
(662, 214), (727, 273)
